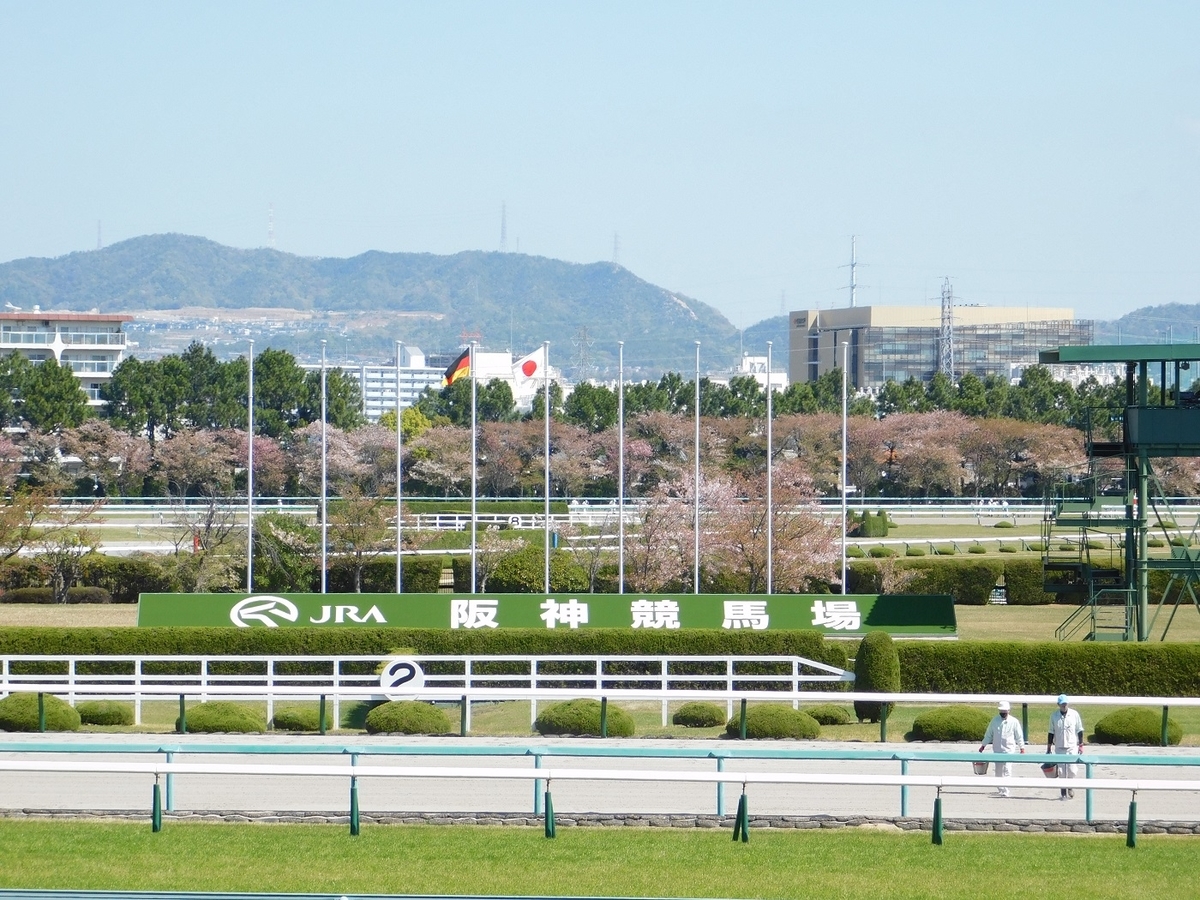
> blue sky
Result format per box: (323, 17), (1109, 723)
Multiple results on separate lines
(1, 2), (1197, 329)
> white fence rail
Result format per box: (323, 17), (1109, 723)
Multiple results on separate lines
(0, 654), (853, 729)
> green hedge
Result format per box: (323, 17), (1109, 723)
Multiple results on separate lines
(1002, 558), (1056, 605)
(1, 587), (113, 604)
(848, 558), (1002, 605)
(897, 641), (1200, 696)
(853, 631), (899, 723)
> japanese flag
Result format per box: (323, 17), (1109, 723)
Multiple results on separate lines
(512, 346), (546, 381)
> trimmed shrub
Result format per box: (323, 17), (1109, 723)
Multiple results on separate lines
(998, 545), (1017, 553)
(909, 705), (993, 742)
(804, 704), (852, 726)
(867, 546), (896, 558)
(993, 520), (1015, 529)
(1147, 538), (1166, 548)
(725, 704), (820, 740)
(465, 545), (588, 593)
(845, 545), (865, 558)
(1003, 558), (1056, 605)
(968, 545), (987, 554)
(933, 545), (958, 556)
(177, 701), (266, 734)
(853, 631), (899, 723)
(535, 698), (635, 737)
(0, 691), (81, 732)
(77, 700), (133, 726)
(672, 701), (726, 728)
(271, 706), (332, 732)
(904, 547), (926, 557)
(1093, 707), (1182, 746)
(365, 700), (452, 735)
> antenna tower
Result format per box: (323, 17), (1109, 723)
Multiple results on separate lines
(779, 290), (786, 317)
(268, 204), (275, 248)
(572, 326), (594, 381)
(500, 202), (507, 252)
(612, 233), (620, 264)
(939, 277), (955, 378)
(96, 221), (102, 250)
(839, 236), (865, 307)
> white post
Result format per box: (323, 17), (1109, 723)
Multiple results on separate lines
(617, 340), (625, 594)
(321, 340), (328, 594)
(694, 341), (701, 595)
(766, 341), (773, 595)
(395, 340), (403, 594)
(470, 341), (478, 594)
(841, 340), (849, 595)
(543, 341), (551, 594)
(246, 339), (254, 593)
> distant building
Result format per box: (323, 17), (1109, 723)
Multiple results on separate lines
(0, 310), (132, 405)
(788, 304), (1093, 392)
(308, 345), (567, 422)
(707, 353), (789, 392)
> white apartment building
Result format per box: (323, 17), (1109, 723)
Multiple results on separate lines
(0, 309), (132, 405)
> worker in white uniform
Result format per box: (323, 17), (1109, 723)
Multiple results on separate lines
(1047, 693), (1085, 799)
(979, 700), (1025, 796)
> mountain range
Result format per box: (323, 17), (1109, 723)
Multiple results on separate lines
(0, 234), (1191, 378)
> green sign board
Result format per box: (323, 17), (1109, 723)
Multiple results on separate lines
(137, 592), (956, 636)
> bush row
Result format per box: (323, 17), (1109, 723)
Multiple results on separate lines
(0, 555), (446, 603)
(897, 641), (1200, 697)
(848, 557), (1056, 605)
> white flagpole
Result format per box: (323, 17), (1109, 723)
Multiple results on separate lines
(470, 341), (478, 594)
(617, 340), (625, 594)
(693, 341), (701, 595)
(841, 340), (849, 595)
(543, 341), (551, 594)
(766, 340), (773, 595)
(395, 340), (403, 594)
(246, 339), (254, 593)
(321, 339), (328, 594)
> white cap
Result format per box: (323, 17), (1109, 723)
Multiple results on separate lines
(997, 701), (1011, 711)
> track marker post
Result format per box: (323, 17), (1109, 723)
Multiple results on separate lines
(931, 791), (944, 845)
(1126, 791), (1138, 848)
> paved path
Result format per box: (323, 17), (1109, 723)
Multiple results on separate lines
(1, 734), (1197, 825)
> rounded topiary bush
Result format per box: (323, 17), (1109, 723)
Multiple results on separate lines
(0, 692), (81, 732)
(968, 545), (987, 554)
(804, 704), (852, 726)
(672, 701), (725, 728)
(365, 701), (452, 735)
(868, 546), (896, 558)
(853, 631), (899, 724)
(271, 706), (332, 732)
(905, 547), (926, 557)
(993, 520), (1015, 529)
(998, 545), (1017, 553)
(534, 699), (635, 737)
(909, 705), (993, 742)
(934, 545), (958, 555)
(177, 701), (266, 734)
(846, 545), (865, 558)
(725, 705), (820, 740)
(1093, 707), (1183, 746)
(77, 700), (133, 726)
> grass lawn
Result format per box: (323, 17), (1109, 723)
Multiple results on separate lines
(0, 820), (1194, 899)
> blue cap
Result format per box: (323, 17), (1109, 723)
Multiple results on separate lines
(1057, 694), (1068, 704)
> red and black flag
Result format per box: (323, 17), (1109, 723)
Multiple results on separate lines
(442, 348), (470, 386)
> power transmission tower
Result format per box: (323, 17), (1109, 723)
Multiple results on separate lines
(612, 233), (620, 264)
(939, 277), (955, 378)
(572, 327), (594, 381)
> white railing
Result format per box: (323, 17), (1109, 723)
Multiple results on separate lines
(0, 654), (853, 730)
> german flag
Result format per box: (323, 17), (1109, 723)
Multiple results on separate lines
(442, 348), (470, 386)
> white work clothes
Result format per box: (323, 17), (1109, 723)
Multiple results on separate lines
(981, 713), (1025, 781)
(1049, 707), (1084, 780)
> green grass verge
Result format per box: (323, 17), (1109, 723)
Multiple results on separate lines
(0, 821), (1194, 898)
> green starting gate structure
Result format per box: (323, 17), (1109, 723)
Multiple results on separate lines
(1038, 344), (1200, 642)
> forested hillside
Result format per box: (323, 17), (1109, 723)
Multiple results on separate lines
(0, 235), (740, 374)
